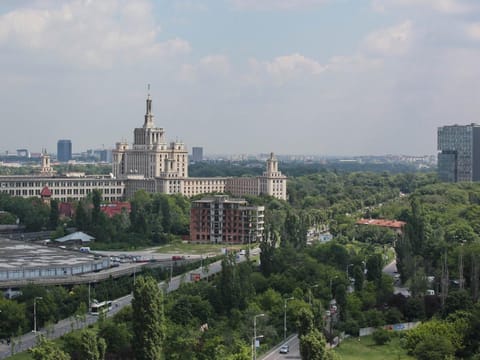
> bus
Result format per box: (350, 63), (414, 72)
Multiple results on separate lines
(90, 300), (112, 315)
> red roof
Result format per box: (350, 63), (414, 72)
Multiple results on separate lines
(59, 202), (75, 218)
(100, 202), (131, 218)
(40, 186), (52, 197)
(356, 218), (406, 229)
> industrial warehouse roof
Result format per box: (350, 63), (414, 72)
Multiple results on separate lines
(0, 238), (96, 271)
(54, 231), (95, 243)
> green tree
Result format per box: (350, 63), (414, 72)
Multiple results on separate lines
(366, 254), (383, 284)
(372, 328), (391, 345)
(0, 297), (27, 339)
(30, 335), (70, 360)
(296, 307), (314, 337)
(299, 328), (331, 360)
(132, 275), (166, 360)
(405, 319), (464, 355)
(218, 254), (242, 313)
(79, 329), (106, 360)
(413, 334), (455, 360)
(98, 320), (132, 358)
(49, 199), (59, 229)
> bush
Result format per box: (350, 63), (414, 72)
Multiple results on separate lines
(372, 328), (392, 345)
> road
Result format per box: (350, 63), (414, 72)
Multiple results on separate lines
(383, 259), (411, 297)
(260, 335), (300, 360)
(0, 251), (255, 359)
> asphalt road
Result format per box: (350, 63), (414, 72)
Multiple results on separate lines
(0, 251), (254, 359)
(260, 335), (300, 360)
(383, 259), (411, 297)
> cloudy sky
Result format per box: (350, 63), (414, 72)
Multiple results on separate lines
(1, 0), (480, 156)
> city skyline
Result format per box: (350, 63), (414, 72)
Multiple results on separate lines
(1, 1), (480, 156)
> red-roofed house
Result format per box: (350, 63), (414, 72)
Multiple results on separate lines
(356, 218), (406, 235)
(40, 186), (52, 205)
(100, 202), (131, 218)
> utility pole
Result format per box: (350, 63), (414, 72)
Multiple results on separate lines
(253, 313), (265, 360)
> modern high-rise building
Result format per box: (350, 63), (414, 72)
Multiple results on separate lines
(57, 139), (72, 162)
(437, 124), (480, 182)
(191, 147), (203, 162)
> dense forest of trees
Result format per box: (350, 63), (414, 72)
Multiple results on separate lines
(6, 167), (480, 358)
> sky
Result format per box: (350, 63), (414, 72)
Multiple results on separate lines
(1, 0), (480, 156)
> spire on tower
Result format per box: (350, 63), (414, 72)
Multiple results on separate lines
(144, 84), (154, 128)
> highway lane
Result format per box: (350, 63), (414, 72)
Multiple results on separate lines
(0, 251), (253, 359)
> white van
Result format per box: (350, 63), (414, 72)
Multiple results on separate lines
(80, 247), (91, 253)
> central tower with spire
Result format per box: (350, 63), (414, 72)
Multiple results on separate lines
(112, 89), (188, 180)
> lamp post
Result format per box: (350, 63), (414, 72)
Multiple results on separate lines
(33, 296), (43, 333)
(253, 313), (265, 360)
(308, 284), (319, 306)
(284, 297), (294, 340)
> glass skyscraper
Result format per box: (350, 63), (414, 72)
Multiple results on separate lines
(437, 124), (480, 182)
(57, 139), (72, 162)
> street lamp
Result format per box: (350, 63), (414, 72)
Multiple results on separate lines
(284, 297), (294, 340)
(308, 284), (319, 306)
(253, 313), (265, 360)
(33, 297), (43, 333)
(252, 335), (264, 360)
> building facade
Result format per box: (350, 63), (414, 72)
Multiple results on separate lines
(190, 195), (264, 244)
(438, 124), (480, 182)
(0, 93), (287, 202)
(191, 147), (203, 162)
(57, 139), (72, 162)
(115, 93), (287, 200)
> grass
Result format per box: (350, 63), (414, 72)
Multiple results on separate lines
(154, 240), (247, 255)
(334, 335), (414, 360)
(5, 352), (32, 360)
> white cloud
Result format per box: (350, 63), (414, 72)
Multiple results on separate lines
(173, 0), (208, 12)
(328, 54), (383, 72)
(364, 21), (413, 56)
(250, 53), (326, 84)
(200, 55), (231, 74)
(466, 23), (480, 40)
(179, 55), (230, 82)
(372, 0), (474, 14)
(231, 0), (329, 10)
(0, 0), (190, 68)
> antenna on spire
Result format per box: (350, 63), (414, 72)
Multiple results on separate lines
(147, 83), (151, 94)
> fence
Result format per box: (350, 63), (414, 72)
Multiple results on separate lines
(359, 321), (420, 337)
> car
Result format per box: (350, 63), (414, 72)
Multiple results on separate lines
(279, 344), (289, 354)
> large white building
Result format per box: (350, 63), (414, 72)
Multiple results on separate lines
(115, 93), (287, 200)
(0, 93), (287, 201)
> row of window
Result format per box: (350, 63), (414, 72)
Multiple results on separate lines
(0, 181), (123, 188)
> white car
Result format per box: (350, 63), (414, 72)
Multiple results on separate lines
(279, 344), (289, 354)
